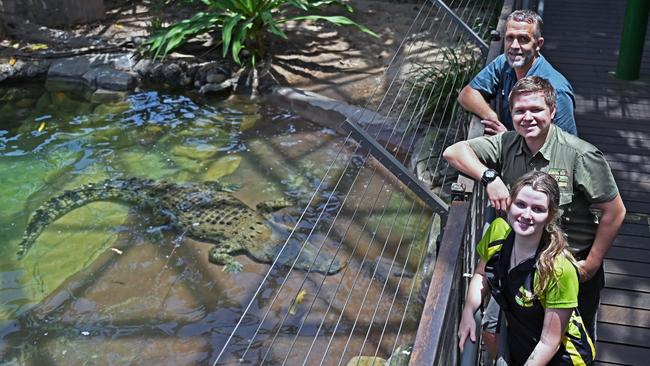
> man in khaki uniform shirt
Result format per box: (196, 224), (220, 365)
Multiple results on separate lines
(443, 76), (626, 340)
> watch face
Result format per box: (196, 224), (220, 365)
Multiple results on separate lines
(485, 169), (496, 179)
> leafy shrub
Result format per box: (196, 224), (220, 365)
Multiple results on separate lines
(146, 0), (377, 67)
(407, 45), (482, 129)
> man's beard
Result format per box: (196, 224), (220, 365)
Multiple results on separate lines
(507, 50), (535, 68)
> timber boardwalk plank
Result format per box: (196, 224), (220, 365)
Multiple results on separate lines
(542, 0), (650, 364)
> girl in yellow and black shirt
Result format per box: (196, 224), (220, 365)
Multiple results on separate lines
(458, 171), (595, 365)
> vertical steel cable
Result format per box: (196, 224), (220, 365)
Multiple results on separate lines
(332, 1), (487, 364)
(212, 3), (438, 364)
(211, 1), (502, 364)
(367, 1), (503, 362)
(256, 2), (454, 361)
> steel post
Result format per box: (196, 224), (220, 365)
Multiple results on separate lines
(615, 0), (650, 80)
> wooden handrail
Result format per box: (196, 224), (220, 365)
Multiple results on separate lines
(408, 0), (515, 364)
(409, 200), (471, 365)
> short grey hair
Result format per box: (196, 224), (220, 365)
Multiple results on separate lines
(507, 9), (543, 40)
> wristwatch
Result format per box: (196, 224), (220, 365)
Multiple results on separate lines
(480, 169), (498, 186)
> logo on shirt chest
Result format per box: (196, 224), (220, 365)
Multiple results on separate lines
(547, 168), (570, 189)
(515, 286), (536, 308)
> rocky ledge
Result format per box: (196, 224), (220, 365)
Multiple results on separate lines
(1, 51), (235, 99)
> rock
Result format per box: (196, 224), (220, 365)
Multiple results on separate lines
(45, 78), (87, 93)
(15, 98), (36, 108)
(149, 62), (165, 84)
(0, 60), (51, 82)
(90, 89), (127, 104)
(93, 101), (132, 117)
(172, 143), (220, 161)
(206, 73), (226, 84)
(48, 56), (94, 80)
(204, 156), (241, 181)
(409, 128), (459, 195)
(162, 63), (183, 85)
(196, 61), (229, 84)
(34, 93), (52, 111)
(346, 356), (388, 366)
(199, 79), (234, 94)
(387, 344), (412, 366)
(0, 86), (40, 102)
(83, 66), (136, 91)
(112, 53), (138, 71)
(133, 58), (153, 77)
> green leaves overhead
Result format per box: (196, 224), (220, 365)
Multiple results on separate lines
(145, 0), (378, 65)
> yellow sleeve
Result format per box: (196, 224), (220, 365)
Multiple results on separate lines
(540, 255), (579, 309)
(477, 218), (511, 262)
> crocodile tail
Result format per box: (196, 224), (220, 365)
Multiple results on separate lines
(17, 178), (157, 259)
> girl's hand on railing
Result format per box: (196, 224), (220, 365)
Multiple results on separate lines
(458, 308), (477, 352)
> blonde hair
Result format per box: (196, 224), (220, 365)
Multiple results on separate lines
(509, 171), (576, 296)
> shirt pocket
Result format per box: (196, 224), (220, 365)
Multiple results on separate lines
(560, 191), (573, 206)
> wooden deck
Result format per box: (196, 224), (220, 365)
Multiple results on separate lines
(542, 1), (650, 364)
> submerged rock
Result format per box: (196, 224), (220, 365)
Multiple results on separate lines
(346, 356), (388, 366)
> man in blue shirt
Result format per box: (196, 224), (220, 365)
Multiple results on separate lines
(458, 9), (577, 135)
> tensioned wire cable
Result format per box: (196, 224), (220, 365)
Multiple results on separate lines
(329, 2), (498, 364)
(210, 2), (435, 364)
(327, 1), (501, 360)
(298, 1), (486, 364)
(357, 2), (502, 362)
(324, 1), (476, 363)
(246, 3), (446, 363)
(358, 6), (496, 366)
(256, 0), (492, 364)
(211, 0), (499, 364)
(271, 2), (471, 363)
(254, 2), (448, 362)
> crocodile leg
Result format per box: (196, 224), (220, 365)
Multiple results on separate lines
(255, 198), (294, 215)
(208, 240), (245, 273)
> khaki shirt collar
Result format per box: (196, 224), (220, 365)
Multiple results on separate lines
(514, 124), (556, 162)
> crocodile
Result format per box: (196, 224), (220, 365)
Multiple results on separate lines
(17, 178), (344, 274)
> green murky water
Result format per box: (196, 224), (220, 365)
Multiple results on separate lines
(0, 84), (434, 365)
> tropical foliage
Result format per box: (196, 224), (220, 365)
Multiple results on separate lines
(146, 0), (377, 67)
(407, 46), (482, 128)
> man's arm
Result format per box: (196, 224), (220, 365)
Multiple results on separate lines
(578, 194), (626, 282)
(442, 141), (510, 211)
(457, 86), (508, 135)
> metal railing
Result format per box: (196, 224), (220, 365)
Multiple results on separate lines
(408, 0), (514, 364)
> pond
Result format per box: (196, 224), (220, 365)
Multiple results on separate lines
(0, 83), (435, 365)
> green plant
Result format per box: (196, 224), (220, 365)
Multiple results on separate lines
(407, 46), (482, 128)
(145, 0), (377, 67)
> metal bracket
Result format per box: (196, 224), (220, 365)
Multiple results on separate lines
(341, 119), (449, 216)
(450, 182), (471, 202)
(428, 0), (490, 55)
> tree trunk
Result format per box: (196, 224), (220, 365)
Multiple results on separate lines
(0, 0), (105, 27)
